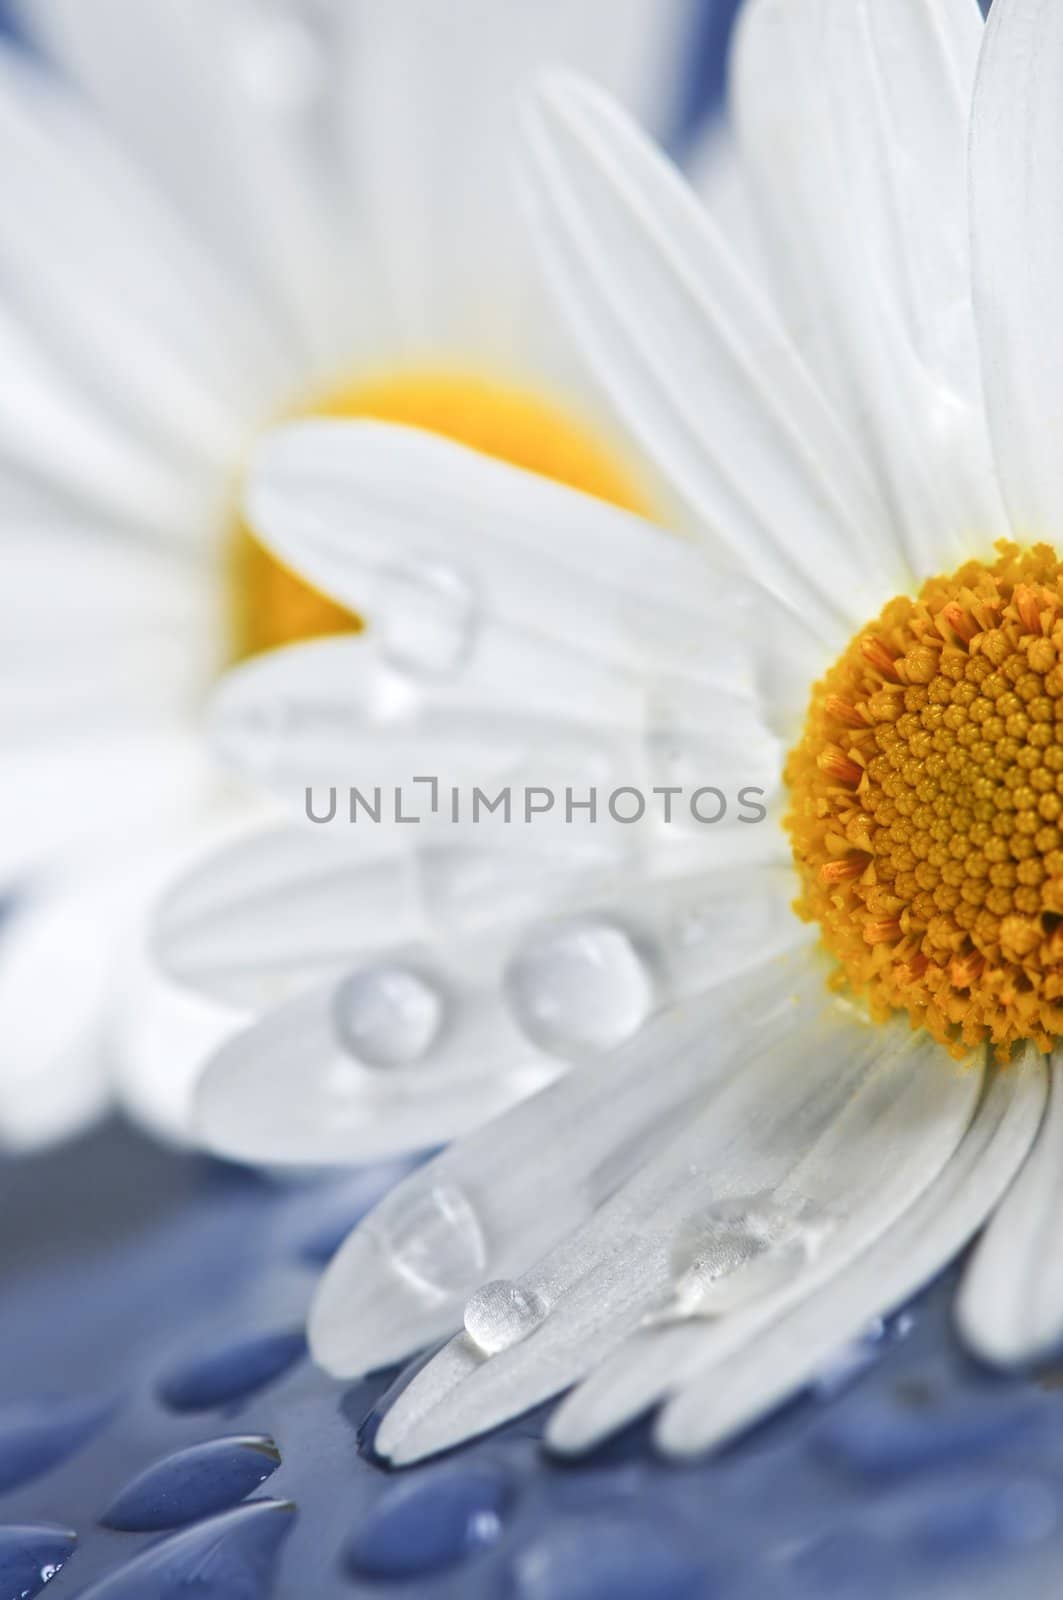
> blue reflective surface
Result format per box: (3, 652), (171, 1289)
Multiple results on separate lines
(0, 1120), (1060, 1599)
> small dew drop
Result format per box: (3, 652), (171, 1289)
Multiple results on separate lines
(378, 562), (478, 678)
(504, 917), (655, 1058)
(464, 1280), (547, 1356)
(647, 1193), (829, 1325)
(332, 965), (445, 1069)
(381, 1183), (487, 1301)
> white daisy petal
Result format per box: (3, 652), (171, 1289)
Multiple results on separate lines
(206, 629), (787, 836)
(646, 1052), (1046, 1458)
(969, 0), (1063, 538)
(16, 0), (356, 377)
(308, 962), (805, 1379)
(1, 523), (217, 738)
(195, 971), (560, 1169)
(332, 0), (691, 366)
(0, 881), (119, 1148)
(375, 1016), (981, 1465)
(154, 817), (682, 1009)
(154, 825), (422, 1009)
(954, 1054), (1063, 1368)
(734, 0), (1006, 577)
(244, 422), (826, 734)
(0, 46), (289, 489)
(0, 297), (223, 548)
(190, 859), (805, 1167)
(519, 70), (903, 634)
(0, 730), (212, 885)
(114, 955), (248, 1149)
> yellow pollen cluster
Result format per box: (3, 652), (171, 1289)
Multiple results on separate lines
(230, 369), (646, 660)
(786, 543), (1063, 1057)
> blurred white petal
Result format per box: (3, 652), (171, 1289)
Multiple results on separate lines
(244, 423), (825, 738)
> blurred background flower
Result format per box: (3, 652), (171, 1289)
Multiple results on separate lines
(0, 0), (740, 1150)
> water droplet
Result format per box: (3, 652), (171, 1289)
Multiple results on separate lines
(380, 1183), (487, 1301)
(463, 1280), (547, 1356)
(378, 562), (477, 678)
(648, 1194), (828, 1324)
(504, 918), (655, 1058)
(101, 1435), (281, 1532)
(332, 965), (445, 1068)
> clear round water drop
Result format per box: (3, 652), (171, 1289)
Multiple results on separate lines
(378, 562), (478, 678)
(504, 917), (656, 1058)
(463, 1280), (547, 1356)
(380, 1184), (487, 1302)
(649, 1193), (829, 1324)
(332, 965), (445, 1069)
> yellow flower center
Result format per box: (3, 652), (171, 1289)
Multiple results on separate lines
(230, 369), (646, 660)
(786, 543), (1063, 1057)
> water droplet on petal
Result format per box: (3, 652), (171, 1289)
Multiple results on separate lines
(463, 1280), (547, 1356)
(381, 1184), (487, 1301)
(648, 1194), (829, 1324)
(505, 918), (655, 1057)
(378, 562), (477, 678)
(332, 965), (445, 1068)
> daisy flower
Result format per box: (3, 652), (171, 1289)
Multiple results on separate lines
(0, 0), (704, 1146)
(153, 0), (1063, 1464)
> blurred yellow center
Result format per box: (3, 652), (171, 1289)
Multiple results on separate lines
(786, 543), (1063, 1057)
(230, 369), (646, 659)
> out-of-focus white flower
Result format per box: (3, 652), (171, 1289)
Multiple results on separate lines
(0, 0), (704, 1146)
(157, 0), (1063, 1465)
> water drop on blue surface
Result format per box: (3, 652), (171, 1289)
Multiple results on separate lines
(0, 1398), (112, 1494)
(76, 1500), (294, 1600)
(345, 1464), (510, 1578)
(100, 1434), (282, 1531)
(0, 1524), (76, 1598)
(511, 1517), (703, 1600)
(158, 1328), (306, 1412)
